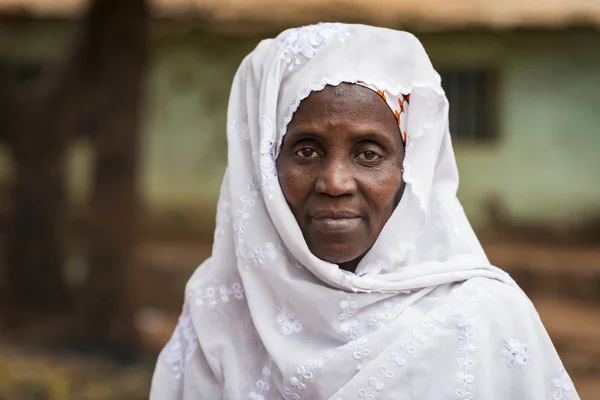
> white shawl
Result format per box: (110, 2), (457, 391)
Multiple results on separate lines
(150, 23), (579, 400)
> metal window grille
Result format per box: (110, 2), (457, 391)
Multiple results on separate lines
(440, 69), (497, 141)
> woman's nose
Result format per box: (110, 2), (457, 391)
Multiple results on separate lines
(314, 157), (357, 197)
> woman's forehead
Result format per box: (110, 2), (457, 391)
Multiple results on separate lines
(306, 83), (377, 100)
(291, 84), (393, 122)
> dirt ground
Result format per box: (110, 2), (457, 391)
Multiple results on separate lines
(0, 240), (598, 399)
(0, 344), (152, 400)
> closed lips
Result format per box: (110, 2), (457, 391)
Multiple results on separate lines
(310, 210), (360, 219)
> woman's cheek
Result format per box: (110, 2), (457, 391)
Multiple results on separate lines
(366, 167), (403, 201)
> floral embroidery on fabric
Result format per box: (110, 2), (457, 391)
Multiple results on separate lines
(186, 282), (245, 306)
(456, 309), (476, 399)
(390, 341), (415, 367)
(412, 328), (427, 344)
(276, 307), (303, 335)
(284, 352), (333, 400)
(283, 250), (304, 269)
(470, 285), (492, 302)
(451, 282), (494, 304)
(357, 307), (450, 399)
(234, 182), (261, 251)
(352, 337), (371, 371)
(358, 365), (394, 399)
(258, 116), (277, 200)
(229, 119), (250, 140)
(422, 308), (448, 331)
(279, 23), (350, 71)
(244, 242), (284, 270)
(552, 367), (574, 399)
(212, 197), (231, 253)
(249, 358), (272, 399)
(432, 191), (463, 236)
(368, 301), (395, 330)
(338, 296), (371, 370)
(501, 339), (529, 368)
(159, 306), (198, 380)
(233, 175), (286, 269)
(339, 297), (359, 340)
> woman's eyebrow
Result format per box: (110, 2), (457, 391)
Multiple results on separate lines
(289, 123), (395, 140)
(349, 132), (395, 148)
(285, 129), (326, 143)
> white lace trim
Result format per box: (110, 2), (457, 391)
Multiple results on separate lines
(278, 23), (351, 71)
(455, 309), (476, 399)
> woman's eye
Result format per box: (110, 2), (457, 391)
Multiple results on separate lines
(357, 150), (381, 161)
(295, 148), (319, 158)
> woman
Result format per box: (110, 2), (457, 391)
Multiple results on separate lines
(150, 23), (578, 399)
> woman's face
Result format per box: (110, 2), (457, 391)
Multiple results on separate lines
(277, 83), (405, 272)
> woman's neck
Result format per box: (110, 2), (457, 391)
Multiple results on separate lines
(339, 257), (361, 273)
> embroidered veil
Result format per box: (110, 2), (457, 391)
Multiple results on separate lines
(150, 23), (579, 400)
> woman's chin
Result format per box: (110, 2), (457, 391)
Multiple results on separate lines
(310, 244), (364, 266)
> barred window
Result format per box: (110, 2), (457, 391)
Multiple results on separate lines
(440, 69), (498, 141)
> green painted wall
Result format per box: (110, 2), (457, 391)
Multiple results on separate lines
(421, 30), (600, 227)
(1, 24), (599, 230)
(141, 34), (255, 218)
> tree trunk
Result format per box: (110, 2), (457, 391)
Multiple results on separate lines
(2, 0), (147, 350)
(7, 134), (71, 313)
(3, 39), (80, 317)
(80, 0), (148, 350)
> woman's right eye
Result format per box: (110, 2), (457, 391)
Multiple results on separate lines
(295, 148), (319, 158)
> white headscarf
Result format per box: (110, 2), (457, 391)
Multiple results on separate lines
(150, 23), (579, 400)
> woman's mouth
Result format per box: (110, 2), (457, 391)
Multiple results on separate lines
(311, 217), (362, 232)
(310, 210), (362, 232)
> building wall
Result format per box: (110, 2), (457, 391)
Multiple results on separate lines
(420, 30), (600, 228)
(140, 33), (256, 221)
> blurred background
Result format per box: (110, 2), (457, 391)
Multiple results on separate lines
(0, 0), (598, 398)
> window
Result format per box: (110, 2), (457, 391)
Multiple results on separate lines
(439, 69), (498, 141)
